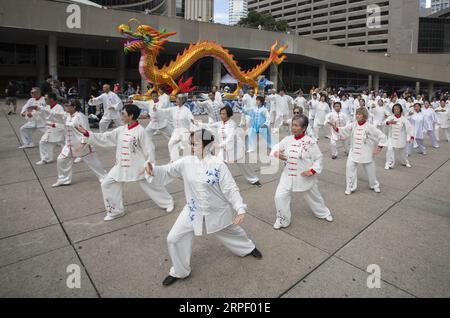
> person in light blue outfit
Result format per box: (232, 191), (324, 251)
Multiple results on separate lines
(238, 95), (271, 152)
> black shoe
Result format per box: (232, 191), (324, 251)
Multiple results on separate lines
(162, 275), (179, 286)
(7, 111), (12, 115)
(247, 247), (263, 259)
(252, 181), (262, 188)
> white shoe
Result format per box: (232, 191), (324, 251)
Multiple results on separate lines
(373, 186), (381, 193)
(166, 205), (174, 213)
(325, 215), (334, 222)
(18, 144), (35, 149)
(52, 181), (71, 188)
(74, 157), (82, 164)
(345, 190), (352, 195)
(384, 165), (390, 170)
(36, 160), (48, 165)
(405, 163), (412, 168)
(104, 211), (125, 221)
(273, 218), (288, 230)
(153, 130), (161, 135)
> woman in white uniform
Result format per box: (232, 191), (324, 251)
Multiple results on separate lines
(271, 115), (333, 229)
(435, 100), (450, 142)
(407, 103), (427, 156)
(77, 104), (174, 221)
(145, 128), (262, 286)
(329, 107), (387, 195)
(384, 104), (414, 170)
(422, 101), (439, 148)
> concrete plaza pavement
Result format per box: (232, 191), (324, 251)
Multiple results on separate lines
(0, 100), (449, 298)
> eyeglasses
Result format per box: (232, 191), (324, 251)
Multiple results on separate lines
(293, 112), (300, 115)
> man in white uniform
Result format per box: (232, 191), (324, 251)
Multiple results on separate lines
(18, 87), (47, 149)
(88, 84), (123, 133)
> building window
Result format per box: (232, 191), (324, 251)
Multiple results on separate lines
(0, 43), (36, 65)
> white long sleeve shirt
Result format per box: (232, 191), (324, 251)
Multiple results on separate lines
(151, 154), (247, 235)
(133, 99), (170, 130)
(84, 123), (153, 182)
(422, 107), (438, 131)
(89, 91), (123, 119)
(21, 97), (47, 127)
(160, 105), (194, 131)
(196, 99), (224, 123)
(37, 104), (66, 143)
(408, 112), (425, 139)
(371, 105), (388, 127)
(325, 111), (349, 141)
(314, 101), (331, 126)
(435, 106), (450, 128)
(385, 115), (413, 149)
(270, 134), (323, 192)
(336, 121), (387, 164)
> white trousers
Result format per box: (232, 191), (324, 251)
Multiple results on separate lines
(100, 173), (174, 215)
(168, 128), (190, 162)
(274, 183), (331, 227)
(19, 121), (45, 146)
(407, 139), (426, 155)
(235, 162), (259, 184)
(313, 124), (325, 140)
(99, 118), (123, 133)
(385, 146), (409, 168)
(435, 126), (450, 142)
(346, 159), (379, 192)
(274, 113), (288, 130)
(425, 129), (439, 148)
(39, 139), (64, 162)
(56, 146), (107, 184)
(330, 138), (350, 157)
(167, 209), (255, 278)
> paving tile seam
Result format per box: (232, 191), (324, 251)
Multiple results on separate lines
(333, 255), (419, 298)
(0, 223), (60, 241)
(4, 112), (102, 298)
(0, 178), (40, 187)
(0, 244), (72, 270)
(277, 157), (450, 298)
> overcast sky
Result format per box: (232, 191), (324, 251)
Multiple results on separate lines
(214, 0), (229, 24)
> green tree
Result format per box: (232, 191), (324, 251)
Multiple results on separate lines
(238, 10), (289, 32)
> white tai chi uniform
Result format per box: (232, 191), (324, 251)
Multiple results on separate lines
(159, 104), (194, 162)
(294, 96), (307, 114)
(434, 106), (450, 142)
(341, 99), (354, 122)
(19, 97), (47, 147)
(313, 101), (331, 139)
(38, 109), (106, 185)
(239, 93), (256, 128)
(83, 123), (173, 219)
(267, 93), (279, 124)
(89, 91), (123, 133)
(407, 111), (426, 155)
(271, 134), (331, 227)
(195, 99), (224, 124)
(36, 103), (66, 162)
(371, 105), (388, 134)
(133, 99), (172, 138)
(384, 115), (413, 169)
(422, 107), (439, 148)
(325, 111), (350, 157)
(273, 94), (293, 130)
(336, 121), (387, 193)
(149, 154), (255, 279)
(200, 119), (259, 184)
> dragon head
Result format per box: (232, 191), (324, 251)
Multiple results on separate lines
(118, 19), (176, 54)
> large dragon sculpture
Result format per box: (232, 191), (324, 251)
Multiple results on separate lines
(118, 19), (288, 98)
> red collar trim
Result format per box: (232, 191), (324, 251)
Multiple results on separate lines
(50, 103), (57, 109)
(294, 133), (305, 140)
(357, 121), (366, 126)
(128, 122), (139, 130)
(395, 114), (401, 118)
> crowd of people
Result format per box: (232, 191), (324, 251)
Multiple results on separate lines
(7, 80), (450, 287)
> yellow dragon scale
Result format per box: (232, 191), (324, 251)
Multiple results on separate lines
(118, 21), (288, 97)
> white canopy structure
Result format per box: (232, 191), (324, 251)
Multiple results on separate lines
(69, 0), (104, 8)
(220, 74), (238, 84)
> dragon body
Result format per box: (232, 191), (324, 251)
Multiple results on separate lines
(118, 20), (287, 98)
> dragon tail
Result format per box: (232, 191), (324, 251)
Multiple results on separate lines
(246, 41), (288, 78)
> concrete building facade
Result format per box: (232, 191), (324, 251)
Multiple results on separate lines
(0, 0), (449, 97)
(229, 0), (249, 25)
(431, 0), (450, 13)
(247, 0), (423, 54)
